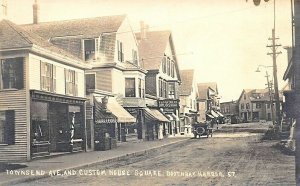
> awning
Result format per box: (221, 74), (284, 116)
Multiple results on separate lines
(216, 111), (224, 117)
(94, 98), (117, 124)
(95, 97), (136, 123)
(166, 113), (180, 121)
(206, 114), (214, 119)
(211, 110), (219, 118)
(144, 108), (170, 122)
(171, 113), (180, 121)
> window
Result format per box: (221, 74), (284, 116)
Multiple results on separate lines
(86, 74), (95, 90)
(171, 60), (175, 78)
(246, 103), (250, 109)
(84, 39), (96, 61)
(0, 110), (15, 145)
(159, 79), (163, 97)
(41, 62), (56, 92)
(163, 80), (167, 98)
(65, 69), (78, 96)
(162, 57), (166, 73)
(244, 94), (246, 100)
(31, 102), (49, 142)
(0, 58), (24, 90)
(267, 103), (271, 109)
(167, 58), (170, 76)
(117, 40), (124, 62)
(241, 103), (244, 109)
(256, 103), (261, 109)
(125, 78), (135, 97)
(132, 50), (138, 65)
(168, 82), (175, 98)
(138, 78), (142, 98)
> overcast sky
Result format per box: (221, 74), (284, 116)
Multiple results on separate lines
(6, 0), (293, 102)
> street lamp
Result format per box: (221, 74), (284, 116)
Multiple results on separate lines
(255, 65), (276, 126)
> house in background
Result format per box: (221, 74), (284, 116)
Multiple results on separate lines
(197, 82), (221, 123)
(237, 89), (283, 122)
(178, 69), (198, 136)
(136, 23), (181, 138)
(22, 14), (148, 148)
(0, 19), (89, 161)
(220, 100), (239, 117)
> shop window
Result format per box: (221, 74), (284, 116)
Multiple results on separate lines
(41, 62), (56, 92)
(132, 50), (138, 65)
(84, 39), (96, 61)
(31, 101), (49, 142)
(65, 69), (78, 96)
(0, 57), (24, 90)
(125, 78), (135, 97)
(0, 110), (15, 145)
(86, 74), (95, 90)
(69, 105), (83, 140)
(117, 40), (124, 62)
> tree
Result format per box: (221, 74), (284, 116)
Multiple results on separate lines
(246, 0), (270, 6)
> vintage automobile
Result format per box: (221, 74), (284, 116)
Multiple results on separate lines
(192, 122), (213, 139)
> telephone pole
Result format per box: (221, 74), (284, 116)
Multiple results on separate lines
(266, 0), (282, 129)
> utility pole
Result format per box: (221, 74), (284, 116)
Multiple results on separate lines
(265, 70), (275, 126)
(267, 28), (282, 130)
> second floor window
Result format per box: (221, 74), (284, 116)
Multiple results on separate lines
(138, 78), (145, 98)
(246, 103), (250, 109)
(117, 40), (124, 62)
(0, 58), (24, 90)
(65, 69), (78, 96)
(241, 103), (244, 109)
(86, 74), (95, 90)
(125, 78), (135, 97)
(167, 58), (170, 76)
(84, 39), (96, 61)
(256, 103), (261, 109)
(41, 62), (56, 92)
(171, 61), (175, 78)
(168, 82), (175, 98)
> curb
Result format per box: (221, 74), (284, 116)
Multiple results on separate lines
(0, 139), (188, 186)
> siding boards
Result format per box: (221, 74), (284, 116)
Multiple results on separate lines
(96, 70), (112, 92)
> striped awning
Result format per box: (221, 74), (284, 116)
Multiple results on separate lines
(211, 110), (219, 118)
(144, 108), (170, 122)
(206, 114), (214, 119)
(216, 111), (224, 117)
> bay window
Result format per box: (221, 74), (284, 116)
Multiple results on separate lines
(0, 58), (24, 90)
(168, 82), (175, 98)
(125, 78), (135, 97)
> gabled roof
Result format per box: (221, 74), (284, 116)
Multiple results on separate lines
(197, 82), (218, 100)
(136, 31), (171, 70)
(21, 15), (126, 39)
(136, 30), (181, 81)
(0, 20), (87, 68)
(179, 69), (194, 96)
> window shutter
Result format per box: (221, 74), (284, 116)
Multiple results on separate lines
(5, 110), (15, 145)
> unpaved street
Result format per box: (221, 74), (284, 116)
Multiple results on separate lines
(17, 123), (295, 186)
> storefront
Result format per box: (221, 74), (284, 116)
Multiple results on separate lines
(143, 108), (170, 140)
(158, 99), (180, 136)
(30, 90), (86, 158)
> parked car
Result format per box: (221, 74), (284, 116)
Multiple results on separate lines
(230, 115), (240, 124)
(192, 122), (213, 139)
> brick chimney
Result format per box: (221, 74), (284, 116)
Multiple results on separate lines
(33, 0), (39, 24)
(0, 0), (8, 20)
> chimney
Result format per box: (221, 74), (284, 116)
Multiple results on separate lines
(0, 0), (8, 20)
(140, 21), (148, 40)
(33, 0), (39, 24)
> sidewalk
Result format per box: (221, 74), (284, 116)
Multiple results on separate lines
(0, 138), (188, 186)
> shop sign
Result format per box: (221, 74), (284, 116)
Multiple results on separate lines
(163, 108), (175, 113)
(158, 100), (179, 108)
(95, 118), (116, 124)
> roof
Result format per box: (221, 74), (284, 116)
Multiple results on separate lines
(197, 82), (218, 100)
(136, 31), (171, 70)
(21, 15), (126, 39)
(237, 88), (283, 103)
(178, 69), (194, 96)
(0, 19), (87, 68)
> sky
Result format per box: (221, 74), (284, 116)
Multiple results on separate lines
(5, 0), (293, 102)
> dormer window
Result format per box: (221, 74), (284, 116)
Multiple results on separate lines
(84, 39), (96, 61)
(117, 40), (124, 62)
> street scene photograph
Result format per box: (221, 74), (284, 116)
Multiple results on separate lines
(0, 0), (298, 185)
